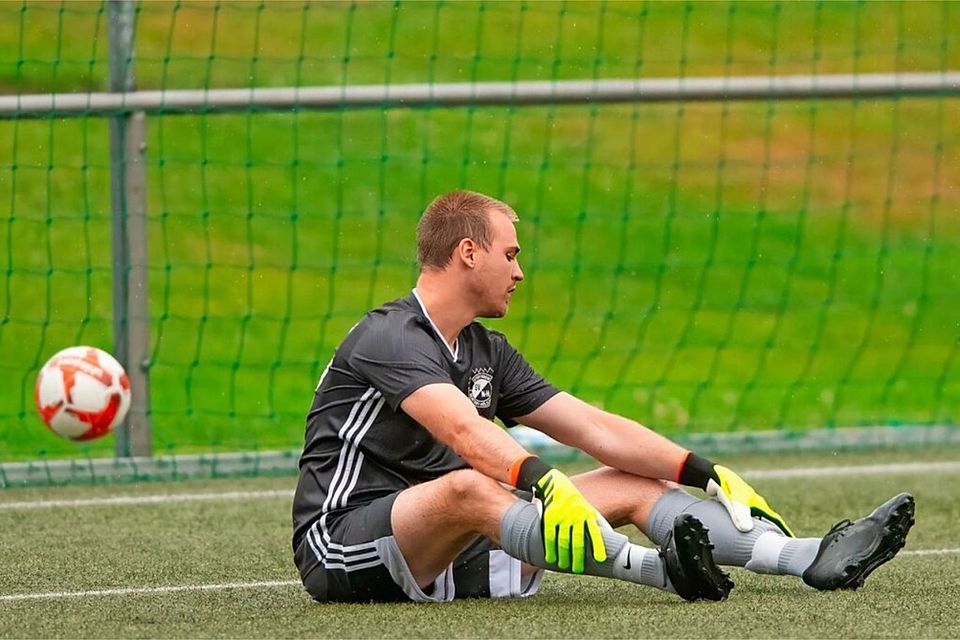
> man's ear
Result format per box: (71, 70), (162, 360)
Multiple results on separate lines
(456, 238), (477, 268)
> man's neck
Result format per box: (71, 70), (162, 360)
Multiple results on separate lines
(413, 276), (475, 352)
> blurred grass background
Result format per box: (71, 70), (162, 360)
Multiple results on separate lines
(1, 1), (959, 460)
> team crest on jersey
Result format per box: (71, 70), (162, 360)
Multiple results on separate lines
(468, 367), (494, 409)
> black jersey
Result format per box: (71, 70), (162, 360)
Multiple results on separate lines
(292, 291), (559, 551)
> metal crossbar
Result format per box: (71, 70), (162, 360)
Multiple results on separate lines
(2, 73), (959, 119)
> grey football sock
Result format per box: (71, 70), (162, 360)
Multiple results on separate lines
(499, 500), (673, 592)
(645, 488), (700, 546)
(646, 489), (820, 576)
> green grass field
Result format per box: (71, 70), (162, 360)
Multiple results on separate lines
(2, 1), (959, 461)
(1, 446), (958, 638)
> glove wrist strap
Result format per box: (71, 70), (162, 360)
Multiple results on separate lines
(513, 455), (554, 492)
(677, 452), (719, 490)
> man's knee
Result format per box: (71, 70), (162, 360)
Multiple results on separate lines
(392, 469), (514, 550)
(444, 469), (508, 506)
(394, 469), (515, 536)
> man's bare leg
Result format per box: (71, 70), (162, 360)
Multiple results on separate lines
(391, 469), (517, 586)
(392, 464), (912, 596)
(390, 467), (730, 600)
(391, 463), (782, 589)
(391, 467), (671, 588)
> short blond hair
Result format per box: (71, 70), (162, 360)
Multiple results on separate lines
(416, 191), (517, 270)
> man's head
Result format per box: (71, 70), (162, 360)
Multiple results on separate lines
(416, 191), (524, 318)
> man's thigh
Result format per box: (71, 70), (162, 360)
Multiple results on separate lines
(390, 469), (518, 587)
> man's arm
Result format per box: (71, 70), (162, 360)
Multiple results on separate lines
(515, 391), (688, 481)
(401, 382), (530, 483)
(516, 392), (794, 535)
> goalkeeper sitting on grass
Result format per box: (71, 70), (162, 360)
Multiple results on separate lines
(291, 190), (915, 603)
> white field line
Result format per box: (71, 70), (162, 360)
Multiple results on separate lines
(903, 548), (960, 557)
(0, 580), (301, 602)
(1, 460), (958, 511)
(742, 460), (960, 480)
(1, 548), (957, 603)
(0, 489), (291, 510)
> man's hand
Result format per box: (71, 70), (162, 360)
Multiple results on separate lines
(678, 452), (794, 536)
(513, 455), (606, 573)
(706, 465), (794, 536)
(535, 468), (607, 573)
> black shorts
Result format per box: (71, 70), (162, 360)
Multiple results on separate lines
(293, 491), (544, 603)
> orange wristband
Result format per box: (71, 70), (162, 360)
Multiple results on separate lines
(509, 454), (535, 488)
(675, 450), (692, 484)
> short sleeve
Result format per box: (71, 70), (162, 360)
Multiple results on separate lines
(495, 337), (559, 425)
(346, 314), (453, 411)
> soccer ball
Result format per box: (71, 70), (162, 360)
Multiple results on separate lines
(35, 346), (132, 441)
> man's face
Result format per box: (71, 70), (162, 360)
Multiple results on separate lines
(472, 211), (524, 318)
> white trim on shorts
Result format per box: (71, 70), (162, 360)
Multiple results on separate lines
(488, 549), (544, 598)
(375, 535), (457, 602)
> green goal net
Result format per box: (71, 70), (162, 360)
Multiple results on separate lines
(1, 1), (959, 470)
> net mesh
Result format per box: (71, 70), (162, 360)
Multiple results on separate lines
(1, 1), (958, 463)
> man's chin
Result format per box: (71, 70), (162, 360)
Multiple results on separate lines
(478, 305), (508, 319)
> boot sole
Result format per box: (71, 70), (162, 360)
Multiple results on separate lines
(673, 514), (735, 601)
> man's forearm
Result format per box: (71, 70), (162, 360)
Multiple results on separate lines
(580, 412), (690, 481)
(445, 416), (534, 484)
(400, 383), (533, 485)
(514, 393), (690, 481)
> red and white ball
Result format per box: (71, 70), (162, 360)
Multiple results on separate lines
(35, 346), (131, 441)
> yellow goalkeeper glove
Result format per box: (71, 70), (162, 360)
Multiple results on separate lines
(678, 453), (795, 537)
(513, 456), (607, 573)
